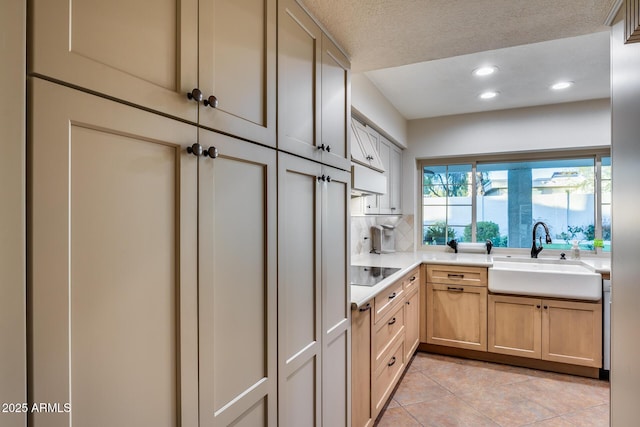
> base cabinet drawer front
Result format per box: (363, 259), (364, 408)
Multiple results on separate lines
(426, 283), (487, 351)
(373, 303), (405, 372)
(374, 280), (404, 323)
(543, 299), (602, 368)
(488, 295), (542, 359)
(402, 267), (421, 295)
(372, 338), (405, 417)
(426, 264), (487, 286)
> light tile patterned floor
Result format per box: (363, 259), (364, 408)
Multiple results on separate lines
(376, 353), (610, 427)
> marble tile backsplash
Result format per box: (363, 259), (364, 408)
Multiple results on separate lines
(351, 214), (415, 256)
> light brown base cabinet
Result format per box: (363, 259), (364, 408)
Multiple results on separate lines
(425, 265), (488, 352)
(488, 294), (602, 368)
(352, 266), (420, 427)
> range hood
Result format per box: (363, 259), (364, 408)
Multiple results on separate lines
(351, 163), (386, 196)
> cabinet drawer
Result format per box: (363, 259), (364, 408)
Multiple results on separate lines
(427, 264), (487, 286)
(402, 267), (420, 295)
(374, 280), (404, 323)
(372, 338), (404, 416)
(373, 303), (405, 372)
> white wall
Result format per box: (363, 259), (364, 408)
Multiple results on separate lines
(351, 73), (408, 147)
(610, 18), (640, 425)
(403, 99), (611, 215)
(0, 1), (26, 426)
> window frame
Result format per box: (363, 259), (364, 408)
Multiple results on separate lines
(418, 149), (611, 254)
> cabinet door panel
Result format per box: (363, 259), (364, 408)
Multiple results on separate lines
(31, 0), (198, 122)
(321, 34), (351, 170)
(199, 0), (276, 146)
(542, 300), (602, 367)
(278, 0), (321, 162)
(404, 289), (420, 361)
(426, 283), (487, 351)
(351, 305), (373, 427)
(488, 295), (541, 359)
(378, 137), (391, 213)
(390, 145), (402, 214)
(30, 78), (198, 427)
(198, 130), (277, 426)
(278, 153), (322, 426)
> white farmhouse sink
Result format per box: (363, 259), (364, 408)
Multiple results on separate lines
(488, 257), (602, 301)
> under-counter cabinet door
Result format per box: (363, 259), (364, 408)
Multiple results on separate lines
(197, 129), (277, 426)
(278, 153), (323, 426)
(321, 166), (351, 427)
(426, 283), (488, 351)
(351, 303), (373, 427)
(198, 0), (276, 146)
(30, 0), (198, 123)
(488, 295), (542, 359)
(29, 78), (199, 427)
(404, 289), (420, 361)
(278, 0), (322, 162)
(320, 34), (351, 170)
(542, 299), (602, 368)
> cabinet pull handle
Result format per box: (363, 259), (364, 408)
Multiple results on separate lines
(204, 95), (219, 108)
(359, 303), (371, 312)
(317, 175), (326, 182)
(410, 276), (416, 282)
(536, 305), (541, 309)
(187, 88), (203, 103)
(406, 301), (410, 305)
(388, 292), (397, 299)
(387, 356), (396, 367)
(318, 144), (326, 151)
(391, 207), (397, 210)
(447, 287), (464, 292)
(447, 273), (464, 278)
(204, 146), (218, 159)
(186, 143), (203, 157)
(326, 145), (331, 152)
(326, 176), (331, 183)
(543, 305), (548, 309)
(388, 317), (396, 326)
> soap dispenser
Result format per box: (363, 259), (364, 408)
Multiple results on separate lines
(571, 240), (581, 260)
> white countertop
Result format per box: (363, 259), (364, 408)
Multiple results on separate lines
(350, 251), (611, 308)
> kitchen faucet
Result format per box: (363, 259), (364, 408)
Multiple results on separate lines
(531, 221), (552, 258)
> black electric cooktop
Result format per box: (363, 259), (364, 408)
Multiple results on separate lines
(350, 266), (401, 287)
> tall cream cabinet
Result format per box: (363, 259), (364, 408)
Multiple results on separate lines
(278, 153), (351, 427)
(30, 0), (277, 147)
(30, 79), (277, 426)
(278, 0), (351, 171)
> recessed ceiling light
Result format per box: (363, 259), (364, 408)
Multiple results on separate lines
(473, 66), (498, 77)
(479, 91), (499, 100)
(551, 81), (574, 90)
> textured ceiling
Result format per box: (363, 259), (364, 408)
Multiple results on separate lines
(300, 0), (616, 72)
(365, 31), (611, 119)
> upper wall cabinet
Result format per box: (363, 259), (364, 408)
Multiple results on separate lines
(321, 33), (351, 171)
(351, 120), (385, 172)
(278, 0), (351, 170)
(30, 0), (276, 147)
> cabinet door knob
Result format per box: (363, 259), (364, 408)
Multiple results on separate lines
(205, 146), (218, 159)
(204, 95), (219, 108)
(387, 356), (396, 367)
(543, 305), (548, 310)
(406, 301), (410, 305)
(186, 143), (203, 156)
(187, 88), (203, 102)
(318, 144), (326, 151)
(388, 317), (397, 326)
(536, 305), (541, 309)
